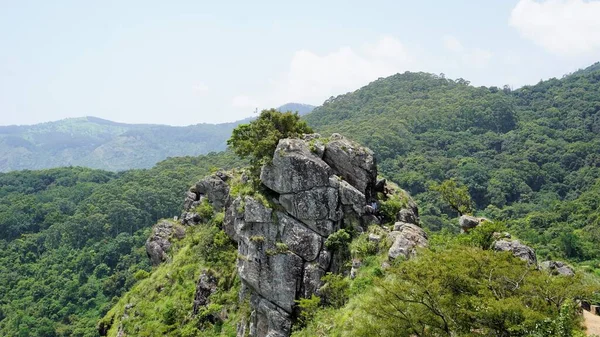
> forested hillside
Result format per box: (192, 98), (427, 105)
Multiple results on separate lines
(0, 152), (242, 336)
(305, 62), (600, 262)
(0, 103), (313, 173)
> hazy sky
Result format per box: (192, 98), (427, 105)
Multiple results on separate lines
(1, 0), (599, 126)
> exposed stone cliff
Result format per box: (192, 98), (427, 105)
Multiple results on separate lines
(134, 133), (426, 337)
(176, 133), (421, 337)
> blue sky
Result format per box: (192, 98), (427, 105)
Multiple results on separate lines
(1, 0), (599, 126)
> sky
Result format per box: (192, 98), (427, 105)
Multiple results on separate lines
(1, 0), (600, 126)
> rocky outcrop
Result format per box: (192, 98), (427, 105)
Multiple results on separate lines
(181, 172), (231, 225)
(540, 260), (574, 276)
(192, 173), (230, 210)
(459, 215), (487, 232)
(397, 208), (418, 225)
(146, 220), (179, 266)
(193, 270), (219, 316)
(219, 134), (382, 337)
(184, 134), (421, 337)
(321, 134), (378, 200)
(493, 240), (537, 266)
(388, 222), (428, 260)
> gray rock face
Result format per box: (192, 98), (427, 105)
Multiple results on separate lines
(301, 262), (326, 298)
(250, 294), (292, 337)
(388, 222), (428, 261)
(493, 240), (537, 266)
(183, 191), (199, 211)
(279, 187), (339, 225)
(540, 260), (575, 276)
(338, 180), (366, 216)
(193, 270), (219, 315)
(145, 220), (175, 266)
(223, 196), (245, 241)
(193, 174), (230, 210)
(261, 139), (332, 194)
(322, 134), (377, 200)
(459, 215), (483, 232)
(186, 134), (410, 337)
(278, 212), (322, 261)
(397, 208), (418, 225)
(180, 211), (201, 226)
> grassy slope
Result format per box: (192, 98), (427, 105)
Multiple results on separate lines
(100, 222), (242, 337)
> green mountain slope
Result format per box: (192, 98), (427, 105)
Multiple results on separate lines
(304, 67), (600, 259)
(0, 103), (313, 173)
(0, 152), (243, 337)
(0, 117), (242, 172)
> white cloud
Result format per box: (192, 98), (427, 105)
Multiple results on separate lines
(443, 35), (493, 69)
(510, 0), (600, 56)
(234, 36), (418, 108)
(232, 35), (497, 110)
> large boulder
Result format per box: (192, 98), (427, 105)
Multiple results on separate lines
(183, 191), (199, 211)
(193, 174), (230, 210)
(278, 212), (323, 261)
(322, 134), (377, 199)
(396, 208), (418, 225)
(388, 222), (428, 260)
(493, 240), (537, 266)
(540, 260), (575, 276)
(459, 215), (486, 232)
(146, 220), (177, 266)
(260, 139), (332, 194)
(279, 187), (340, 224)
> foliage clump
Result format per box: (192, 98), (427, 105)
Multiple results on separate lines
(294, 242), (596, 337)
(319, 273), (350, 309)
(99, 224), (239, 336)
(378, 187), (410, 222)
(325, 229), (351, 251)
(227, 109), (313, 178)
(430, 178), (474, 216)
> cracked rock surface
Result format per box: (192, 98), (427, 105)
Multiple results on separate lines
(189, 134), (423, 337)
(227, 134), (378, 336)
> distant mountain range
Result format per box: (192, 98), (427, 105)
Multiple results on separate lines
(0, 103), (314, 172)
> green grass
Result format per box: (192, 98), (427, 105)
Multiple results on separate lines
(100, 223), (242, 337)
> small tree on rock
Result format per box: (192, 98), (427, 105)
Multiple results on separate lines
(227, 108), (313, 178)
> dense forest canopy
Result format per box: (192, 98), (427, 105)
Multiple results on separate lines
(0, 152), (242, 336)
(305, 63), (600, 262)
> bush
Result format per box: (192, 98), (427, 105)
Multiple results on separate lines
(133, 270), (150, 281)
(325, 229), (351, 251)
(195, 198), (214, 221)
(295, 295), (321, 328)
(459, 220), (507, 249)
(227, 109), (313, 179)
(319, 273), (349, 308)
(379, 188), (409, 222)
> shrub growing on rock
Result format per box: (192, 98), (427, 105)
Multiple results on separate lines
(227, 109), (313, 179)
